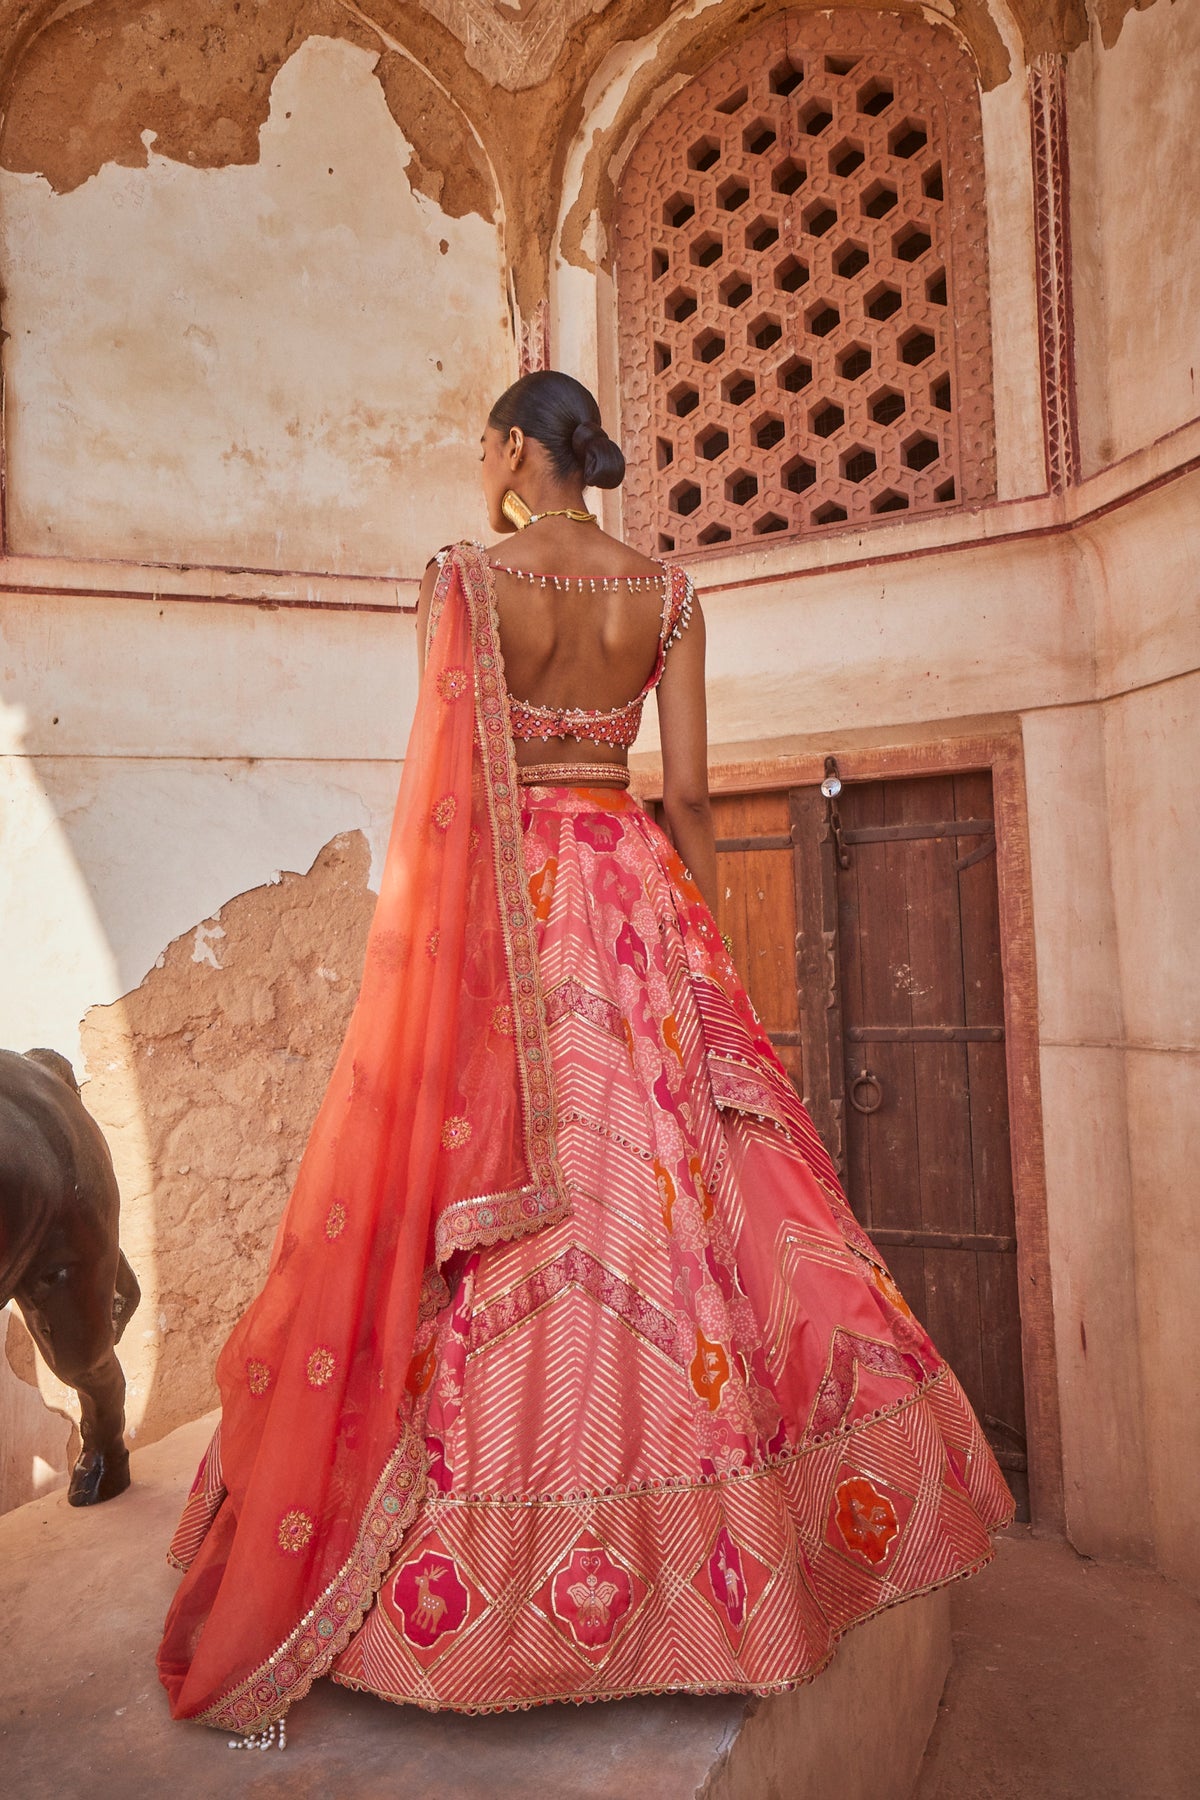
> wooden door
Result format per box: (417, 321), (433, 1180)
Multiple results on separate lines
(710, 773), (1028, 1517)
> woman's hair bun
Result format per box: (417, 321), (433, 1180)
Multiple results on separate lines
(488, 370), (626, 491)
(571, 419), (625, 491)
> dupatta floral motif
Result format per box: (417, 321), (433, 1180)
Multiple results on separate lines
(157, 544), (569, 1734)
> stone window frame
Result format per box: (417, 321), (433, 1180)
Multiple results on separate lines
(613, 9), (997, 556)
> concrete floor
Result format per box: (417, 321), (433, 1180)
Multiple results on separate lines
(915, 1530), (1199, 1800)
(1, 1413), (1196, 1800)
(0, 1416), (744, 1800)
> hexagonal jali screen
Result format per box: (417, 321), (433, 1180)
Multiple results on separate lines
(613, 9), (996, 554)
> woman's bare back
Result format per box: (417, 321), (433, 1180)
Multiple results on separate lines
(486, 523), (669, 760)
(415, 526), (717, 907)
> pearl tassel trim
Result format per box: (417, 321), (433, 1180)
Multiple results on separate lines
(228, 1718), (287, 1751)
(491, 563), (668, 594)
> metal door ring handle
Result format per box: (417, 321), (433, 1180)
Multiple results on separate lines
(848, 1069), (884, 1114)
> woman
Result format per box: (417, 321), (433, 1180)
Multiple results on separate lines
(158, 372), (1011, 1743)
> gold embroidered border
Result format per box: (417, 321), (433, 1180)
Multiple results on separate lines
(421, 1365), (957, 1513)
(434, 1177), (567, 1263)
(195, 1423), (428, 1735)
(456, 543), (571, 1248)
(424, 548), (455, 656)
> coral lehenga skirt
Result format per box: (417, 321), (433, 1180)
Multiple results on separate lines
(329, 781), (1012, 1712)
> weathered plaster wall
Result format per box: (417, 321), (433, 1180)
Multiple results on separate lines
(76, 831), (377, 1446)
(4, 832), (378, 1463)
(0, 31), (510, 572)
(1021, 699), (1151, 1563)
(1069, 0), (1200, 471)
(642, 531), (1092, 756)
(1057, 0), (1200, 1591)
(1090, 464), (1200, 1587)
(0, 584), (409, 1471)
(1016, 464), (1200, 1580)
(1105, 673), (1200, 1591)
(1, 588), (414, 1061)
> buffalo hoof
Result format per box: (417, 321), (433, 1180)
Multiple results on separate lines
(68, 1446), (131, 1506)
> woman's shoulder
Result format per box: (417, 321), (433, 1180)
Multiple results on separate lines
(425, 539), (485, 567)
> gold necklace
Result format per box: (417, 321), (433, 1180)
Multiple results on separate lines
(502, 490), (596, 530)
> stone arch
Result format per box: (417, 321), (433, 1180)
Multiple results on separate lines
(0, 1), (501, 224)
(0, 1), (515, 574)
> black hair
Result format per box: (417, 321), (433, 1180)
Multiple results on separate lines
(488, 370), (626, 491)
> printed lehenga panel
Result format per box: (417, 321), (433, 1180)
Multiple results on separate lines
(333, 784), (1011, 1712)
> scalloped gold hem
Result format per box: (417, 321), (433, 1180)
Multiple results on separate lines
(190, 1427), (428, 1737)
(328, 1535), (1004, 1718)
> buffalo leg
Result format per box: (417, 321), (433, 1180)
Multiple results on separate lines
(16, 1252), (131, 1506)
(112, 1250), (141, 1345)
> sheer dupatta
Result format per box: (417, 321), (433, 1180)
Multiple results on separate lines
(157, 544), (568, 1734)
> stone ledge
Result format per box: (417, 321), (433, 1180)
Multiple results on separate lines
(0, 1413), (950, 1799)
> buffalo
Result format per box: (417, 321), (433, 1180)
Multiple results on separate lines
(1, 1048), (139, 1505)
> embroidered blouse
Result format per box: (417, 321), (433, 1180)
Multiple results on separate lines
(504, 567), (695, 750)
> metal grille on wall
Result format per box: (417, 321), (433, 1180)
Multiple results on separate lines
(614, 10), (996, 555)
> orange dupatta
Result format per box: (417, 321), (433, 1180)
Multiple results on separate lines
(157, 544), (569, 1733)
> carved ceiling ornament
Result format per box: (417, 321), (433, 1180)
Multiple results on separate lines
(408, 0), (613, 92)
(0, 1), (1166, 112)
(382, 0), (1153, 95)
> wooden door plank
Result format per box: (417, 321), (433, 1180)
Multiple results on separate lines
(922, 1245), (985, 1407)
(790, 786), (844, 1169)
(845, 781), (921, 1235)
(837, 780), (884, 1032)
(861, 1040), (922, 1232)
(835, 784), (875, 1206)
(967, 1041), (1016, 1236)
(977, 1249), (1028, 1448)
(912, 1040), (975, 1236)
(713, 790), (791, 838)
(894, 774), (964, 1033)
(860, 833), (914, 1030)
(743, 847), (800, 1035)
(954, 771), (1013, 1240)
(713, 793), (807, 1106)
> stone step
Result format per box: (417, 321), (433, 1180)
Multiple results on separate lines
(0, 1413), (950, 1799)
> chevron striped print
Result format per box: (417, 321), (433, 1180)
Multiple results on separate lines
(332, 787), (1012, 1713)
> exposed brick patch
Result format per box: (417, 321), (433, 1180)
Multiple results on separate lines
(78, 832), (375, 1447)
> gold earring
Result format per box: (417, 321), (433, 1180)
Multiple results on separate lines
(501, 489), (533, 531)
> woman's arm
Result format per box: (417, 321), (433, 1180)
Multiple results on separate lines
(655, 595), (719, 916)
(415, 560), (439, 680)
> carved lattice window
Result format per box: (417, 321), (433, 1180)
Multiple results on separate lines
(614, 11), (995, 554)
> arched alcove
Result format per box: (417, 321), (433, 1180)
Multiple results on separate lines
(611, 9), (996, 555)
(0, 9), (512, 577)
